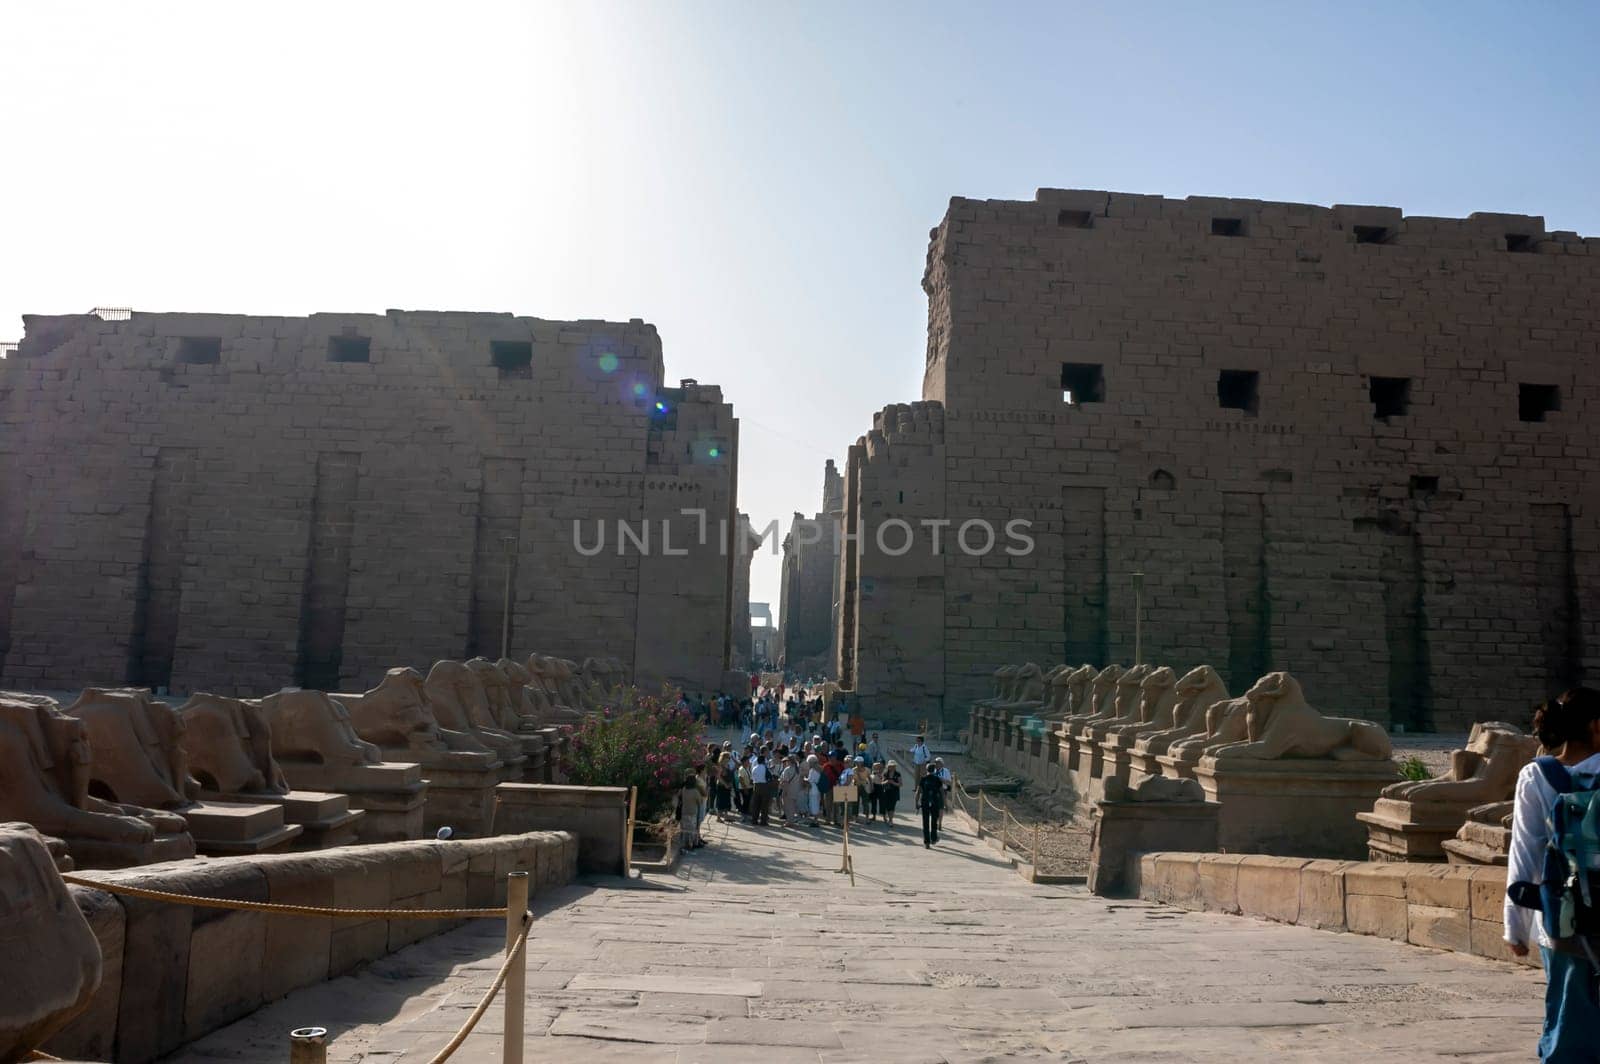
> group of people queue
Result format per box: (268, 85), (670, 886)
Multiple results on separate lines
(676, 730), (954, 850)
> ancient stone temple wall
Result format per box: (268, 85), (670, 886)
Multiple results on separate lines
(0, 311), (737, 695)
(777, 462), (843, 675)
(836, 402), (947, 719)
(845, 189), (1600, 729)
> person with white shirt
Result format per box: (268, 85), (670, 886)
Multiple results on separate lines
(911, 736), (931, 771)
(749, 754), (773, 826)
(1504, 688), (1600, 1061)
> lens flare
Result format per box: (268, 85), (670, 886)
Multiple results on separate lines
(708, 446), (720, 458)
(631, 381), (647, 397)
(597, 352), (619, 373)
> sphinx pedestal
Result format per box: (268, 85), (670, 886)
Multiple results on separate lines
(1355, 798), (1470, 863)
(408, 756), (502, 838)
(1093, 734), (1139, 803)
(1442, 806), (1513, 866)
(203, 790), (365, 850)
(278, 762), (427, 843)
(183, 800), (303, 855)
(1068, 727), (1105, 796)
(67, 831), (196, 871)
(1126, 742), (1172, 789)
(1155, 752), (1201, 783)
(1195, 756), (1400, 860)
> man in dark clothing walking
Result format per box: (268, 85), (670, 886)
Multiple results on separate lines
(917, 763), (945, 848)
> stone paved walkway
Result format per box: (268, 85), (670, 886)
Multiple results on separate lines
(170, 806), (1546, 1063)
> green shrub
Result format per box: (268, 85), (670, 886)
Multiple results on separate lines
(559, 690), (703, 820)
(1398, 755), (1431, 782)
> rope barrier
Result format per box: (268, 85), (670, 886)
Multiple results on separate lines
(425, 910), (532, 1064)
(60, 874), (508, 920)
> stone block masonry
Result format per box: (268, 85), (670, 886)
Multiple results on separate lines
(0, 310), (738, 695)
(838, 189), (1600, 729)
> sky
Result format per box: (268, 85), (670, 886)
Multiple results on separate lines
(3, 2), (1598, 610)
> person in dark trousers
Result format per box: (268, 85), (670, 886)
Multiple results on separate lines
(750, 754), (773, 826)
(917, 762), (945, 848)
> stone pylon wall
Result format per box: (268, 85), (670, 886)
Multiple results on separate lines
(843, 188), (1600, 731)
(0, 311), (737, 695)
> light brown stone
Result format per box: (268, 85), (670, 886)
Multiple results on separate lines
(0, 824), (102, 1062)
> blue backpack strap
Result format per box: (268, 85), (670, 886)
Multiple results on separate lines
(1536, 755), (1575, 794)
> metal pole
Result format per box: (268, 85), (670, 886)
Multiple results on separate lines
(503, 872), (529, 1064)
(1132, 569), (1145, 665)
(289, 1027), (327, 1064)
(1032, 820), (1041, 879)
(501, 537), (516, 660)
(975, 786), (984, 839)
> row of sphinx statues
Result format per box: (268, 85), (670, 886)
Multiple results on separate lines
(972, 662), (1393, 763)
(971, 660), (1543, 863)
(0, 653), (626, 869)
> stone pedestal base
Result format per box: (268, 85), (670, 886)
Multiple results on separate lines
(1126, 745), (1168, 788)
(1155, 753), (1201, 782)
(1356, 798), (1469, 863)
(1195, 757), (1400, 860)
(67, 831), (196, 870)
(1068, 727), (1104, 795)
(183, 801), (303, 855)
(403, 755), (502, 838)
(1092, 735), (1137, 802)
(1442, 819), (1512, 866)
(278, 761), (427, 842)
(203, 790), (366, 850)
(1087, 797), (1220, 896)
(492, 783), (629, 875)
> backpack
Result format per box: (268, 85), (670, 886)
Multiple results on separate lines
(1509, 756), (1600, 962)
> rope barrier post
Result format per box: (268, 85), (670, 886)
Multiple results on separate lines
(974, 785), (984, 840)
(289, 1027), (327, 1064)
(621, 786), (637, 876)
(1032, 820), (1041, 880)
(503, 873), (529, 1064)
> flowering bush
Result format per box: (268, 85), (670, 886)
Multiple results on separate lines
(558, 689), (702, 821)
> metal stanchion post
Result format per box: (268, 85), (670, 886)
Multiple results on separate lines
(976, 789), (984, 839)
(503, 872), (529, 1064)
(289, 1027), (327, 1064)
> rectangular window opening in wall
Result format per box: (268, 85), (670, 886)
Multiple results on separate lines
(1210, 217), (1244, 237)
(1057, 209), (1093, 229)
(1060, 363), (1104, 406)
(490, 340), (533, 377)
(1504, 233), (1535, 253)
(1370, 375), (1411, 418)
(1519, 383), (1560, 422)
(1217, 369), (1259, 414)
(1353, 225), (1394, 245)
(1409, 475), (1439, 499)
(327, 336), (371, 363)
(175, 337), (221, 364)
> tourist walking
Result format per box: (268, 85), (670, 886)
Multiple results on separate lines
(880, 761), (902, 825)
(911, 735), (931, 771)
(1505, 688), (1600, 1061)
(917, 762), (944, 847)
(712, 751), (734, 822)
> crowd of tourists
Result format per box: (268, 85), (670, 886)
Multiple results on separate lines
(672, 701), (956, 851)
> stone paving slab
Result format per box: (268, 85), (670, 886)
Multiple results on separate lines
(167, 796), (1546, 1063)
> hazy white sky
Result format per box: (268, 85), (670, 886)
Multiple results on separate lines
(4, 2), (1598, 610)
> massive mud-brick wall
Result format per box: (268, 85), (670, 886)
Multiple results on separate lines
(0, 310), (737, 696)
(843, 188), (1600, 731)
